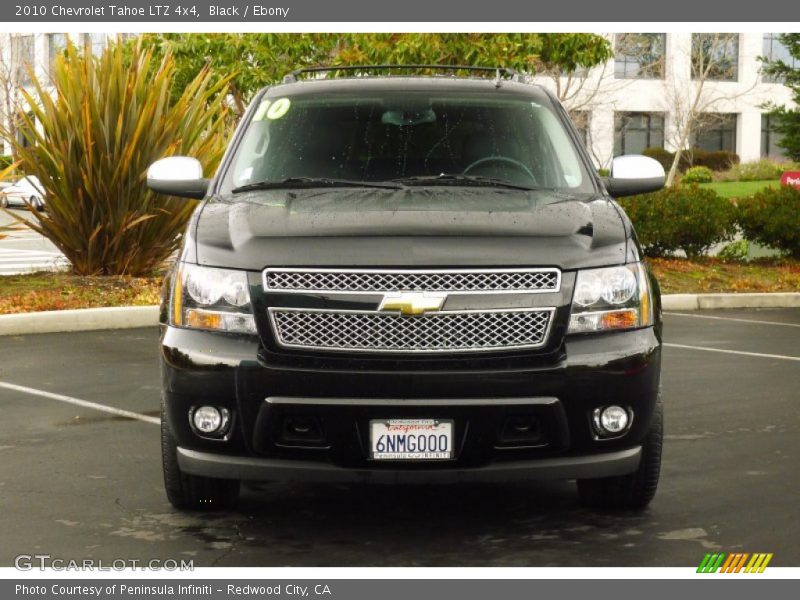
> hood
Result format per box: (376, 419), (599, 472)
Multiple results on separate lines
(192, 187), (629, 270)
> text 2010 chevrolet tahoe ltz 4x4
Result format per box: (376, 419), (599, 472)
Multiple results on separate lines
(148, 67), (666, 511)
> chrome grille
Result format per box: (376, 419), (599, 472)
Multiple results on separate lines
(264, 268), (560, 294)
(268, 308), (554, 354)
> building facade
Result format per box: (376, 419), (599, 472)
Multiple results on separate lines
(0, 32), (797, 165)
(0, 33), (110, 155)
(533, 32), (797, 167)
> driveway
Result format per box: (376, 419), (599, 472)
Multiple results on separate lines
(0, 309), (797, 567)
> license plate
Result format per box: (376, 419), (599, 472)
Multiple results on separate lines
(370, 419), (453, 460)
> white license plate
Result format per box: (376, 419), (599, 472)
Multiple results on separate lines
(370, 419), (453, 460)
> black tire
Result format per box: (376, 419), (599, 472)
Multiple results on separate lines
(161, 403), (240, 510)
(577, 395), (663, 510)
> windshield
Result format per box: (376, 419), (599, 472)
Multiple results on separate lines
(222, 89), (595, 194)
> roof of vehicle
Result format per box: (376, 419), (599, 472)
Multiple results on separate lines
(261, 75), (553, 102)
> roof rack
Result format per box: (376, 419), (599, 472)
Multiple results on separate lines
(282, 65), (521, 88)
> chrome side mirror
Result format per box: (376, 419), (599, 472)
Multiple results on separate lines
(604, 155), (666, 198)
(147, 156), (209, 199)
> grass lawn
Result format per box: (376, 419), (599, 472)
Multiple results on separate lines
(699, 179), (781, 199)
(649, 257), (800, 294)
(0, 272), (162, 315)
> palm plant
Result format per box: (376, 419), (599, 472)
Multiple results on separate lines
(1, 39), (230, 275)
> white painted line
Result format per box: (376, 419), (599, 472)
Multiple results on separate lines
(665, 312), (800, 328)
(664, 343), (800, 362)
(0, 381), (160, 425)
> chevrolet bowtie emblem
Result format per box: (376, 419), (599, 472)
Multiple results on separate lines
(379, 292), (447, 316)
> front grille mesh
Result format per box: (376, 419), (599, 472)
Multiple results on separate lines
(265, 269), (559, 293)
(270, 309), (552, 353)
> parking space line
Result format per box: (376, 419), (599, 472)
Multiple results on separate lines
(666, 312), (800, 328)
(664, 343), (800, 362)
(0, 381), (160, 425)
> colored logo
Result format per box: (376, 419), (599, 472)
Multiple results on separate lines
(780, 171), (800, 188)
(379, 292), (447, 316)
(697, 553), (773, 573)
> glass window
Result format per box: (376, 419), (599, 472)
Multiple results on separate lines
(16, 112), (36, 149)
(762, 33), (799, 83)
(223, 90), (596, 194)
(48, 33), (68, 76)
(693, 114), (737, 152)
(614, 34), (666, 79)
(691, 34), (739, 82)
(12, 35), (35, 85)
(761, 114), (786, 159)
(614, 112), (665, 156)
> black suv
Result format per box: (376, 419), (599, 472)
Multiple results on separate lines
(147, 66), (666, 511)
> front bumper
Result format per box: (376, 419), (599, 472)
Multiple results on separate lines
(177, 445), (642, 483)
(161, 325), (661, 482)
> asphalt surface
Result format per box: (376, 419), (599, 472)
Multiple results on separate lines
(0, 208), (67, 274)
(0, 309), (798, 567)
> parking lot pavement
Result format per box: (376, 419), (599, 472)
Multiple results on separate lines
(0, 309), (798, 568)
(0, 208), (69, 274)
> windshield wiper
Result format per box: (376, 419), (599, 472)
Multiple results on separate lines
(391, 174), (541, 191)
(231, 177), (405, 193)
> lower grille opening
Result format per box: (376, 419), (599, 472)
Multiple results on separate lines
(496, 414), (546, 448)
(275, 415), (328, 448)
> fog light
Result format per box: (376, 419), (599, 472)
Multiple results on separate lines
(593, 405), (631, 436)
(191, 406), (229, 435)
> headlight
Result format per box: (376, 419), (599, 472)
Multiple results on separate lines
(567, 263), (653, 334)
(171, 264), (256, 334)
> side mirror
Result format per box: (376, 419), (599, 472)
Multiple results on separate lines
(147, 156), (209, 199)
(603, 155), (666, 198)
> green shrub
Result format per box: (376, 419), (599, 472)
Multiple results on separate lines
(682, 166), (714, 183)
(738, 185), (800, 258)
(597, 167), (610, 177)
(0, 155), (13, 172)
(642, 147), (674, 172)
(1, 40), (230, 276)
(618, 185), (737, 258)
(721, 159), (784, 182)
(689, 149), (739, 172)
(718, 239), (750, 262)
(640, 147), (739, 173)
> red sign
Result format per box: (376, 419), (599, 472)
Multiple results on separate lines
(780, 171), (800, 188)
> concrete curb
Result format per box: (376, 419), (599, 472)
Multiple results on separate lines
(0, 306), (159, 336)
(1, 293), (798, 335)
(661, 292), (800, 310)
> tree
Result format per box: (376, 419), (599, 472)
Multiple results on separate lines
(664, 33), (756, 186)
(0, 40), (230, 276)
(134, 33), (613, 118)
(761, 33), (800, 161)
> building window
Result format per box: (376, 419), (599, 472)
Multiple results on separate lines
(761, 115), (786, 159)
(693, 114), (737, 153)
(48, 33), (68, 76)
(614, 112), (665, 156)
(614, 33), (666, 79)
(570, 111), (591, 147)
(691, 34), (739, 82)
(12, 34), (35, 85)
(16, 112), (36, 149)
(762, 33), (799, 83)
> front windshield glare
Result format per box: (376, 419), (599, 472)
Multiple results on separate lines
(225, 91), (594, 193)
